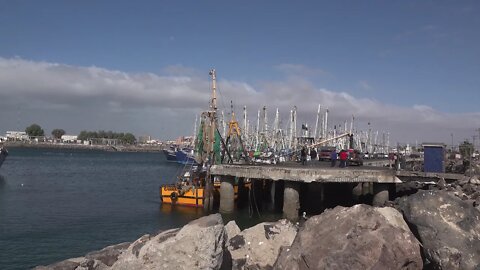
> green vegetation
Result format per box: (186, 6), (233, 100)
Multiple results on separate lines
(25, 124), (45, 137)
(77, 130), (137, 144)
(51, 129), (66, 139)
(459, 140), (474, 158)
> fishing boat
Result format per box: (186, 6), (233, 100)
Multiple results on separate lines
(160, 165), (207, 207)
(175, 147), (197, 164)
(160, 69), (250, 208)
(160, 69), (220, 208)
(159, 164), (250, 207)
(0, 145), (8, 169)
(162, 146), (177, 162)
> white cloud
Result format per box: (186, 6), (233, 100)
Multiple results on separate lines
(274, 63), (330, 77)
(0, 57), (478, 143)
(358, 80), (372, 90)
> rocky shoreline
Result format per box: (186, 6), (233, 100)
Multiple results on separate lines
(34, 176), (480, 270)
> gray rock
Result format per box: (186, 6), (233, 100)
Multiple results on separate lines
(33, 259), (81, 270)
(85, 242), (130, 267)
(33, 242), (129, 270)
(437, 177), (446, 189)
(470, 177), (480, 185)
(274, 204), (423, 270)
(397, 190), (480, 270)
(226, 219), (297, 270)
(463, 184), (477, 196)
(111, 213), (224, 270)
(224, 220), (241, 242)
(471, 191), (480, 200)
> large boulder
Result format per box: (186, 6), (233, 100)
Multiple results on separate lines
(32, 241), (131, 270)
(397, 190), (480, 270)
(225, 219), (297, 270)
(274, 204), (423, 269)
(111, 213), (225, 270)
(33, 259), (82, 270)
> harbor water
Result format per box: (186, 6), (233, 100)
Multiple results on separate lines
(0, 148), (280, 270)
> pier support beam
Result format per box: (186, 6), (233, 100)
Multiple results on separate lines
(268, 180), (276, 210)
(283, 181), (300, 221)
(219, 177), (235, 213)
(372, 183), (390, 207)
(204, 178), (214, 211)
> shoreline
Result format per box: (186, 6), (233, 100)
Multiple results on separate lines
(2, 141), (164, 153)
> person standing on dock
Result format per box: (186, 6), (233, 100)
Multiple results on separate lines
(301, 146), (307, 165)
(339, 150), (348, 168)
(310, 148), (317, 164)
(330, 149), (337, 167)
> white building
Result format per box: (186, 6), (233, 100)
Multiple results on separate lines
(6, 131), (29, 141)
(61, 135), (78, 143)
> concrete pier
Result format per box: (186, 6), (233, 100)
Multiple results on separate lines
(211, 164), (401, 183)
(219, 176), (235, 213)
(211, 162), (458, 217)
(283, 181), (300, 220)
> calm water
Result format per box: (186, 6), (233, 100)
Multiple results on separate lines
(0, 148), (279, 270)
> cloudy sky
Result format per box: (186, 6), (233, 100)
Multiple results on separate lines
(1, 1), (479, 146)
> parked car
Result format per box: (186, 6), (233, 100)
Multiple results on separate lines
(347, 149), (364, 166)
(319, 147), (336, 161)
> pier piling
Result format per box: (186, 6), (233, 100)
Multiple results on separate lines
(219, 176), (235, 213)
(372, 183), (390, 206)
(283, 181), (301, 221)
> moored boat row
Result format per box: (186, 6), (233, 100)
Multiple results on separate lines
(162, 146), (197, 164)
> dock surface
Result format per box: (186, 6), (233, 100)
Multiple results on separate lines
(211, 162), (402, 183)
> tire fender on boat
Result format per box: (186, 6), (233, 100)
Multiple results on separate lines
(170, 192), (178, 202)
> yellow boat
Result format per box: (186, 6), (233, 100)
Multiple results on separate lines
(159, 175), (251, 208)
(160, 184), (205, 207)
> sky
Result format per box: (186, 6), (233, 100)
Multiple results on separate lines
(0, 1), (479, 146)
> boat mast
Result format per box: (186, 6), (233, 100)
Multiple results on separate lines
(243, 105), (248, 145)
(210, 69), (217, 112)
(207, 69), (218, 161)
(193, 114), (197, 147)
(221, 110), (226, 138)
(271, 108), (280, 149)
(324, 108), (329, 141)
(314, 104), (321, 140)
(289, 106), (297, 149)
(255, 109), (260, 150)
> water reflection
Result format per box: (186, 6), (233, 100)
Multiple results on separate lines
(159, 203), (205, 218)
(0, 175), (5, 190)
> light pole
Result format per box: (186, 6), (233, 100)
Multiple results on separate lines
(473, 135), (478, 154)
(451, 133), (454, 152)
(476, 128), (480, 150)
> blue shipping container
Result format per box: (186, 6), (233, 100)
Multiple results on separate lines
(423, 144), (445, 173)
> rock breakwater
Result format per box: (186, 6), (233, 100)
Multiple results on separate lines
(35, 179), (480, 270)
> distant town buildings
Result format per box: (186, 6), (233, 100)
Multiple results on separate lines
(1, 130), (186, 148)
(61, 135), (78, 143)
(6, 131), (29, 141)
(175, 136), (194, 146)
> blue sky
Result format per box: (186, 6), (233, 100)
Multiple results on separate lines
(0, 1), (479, 144)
